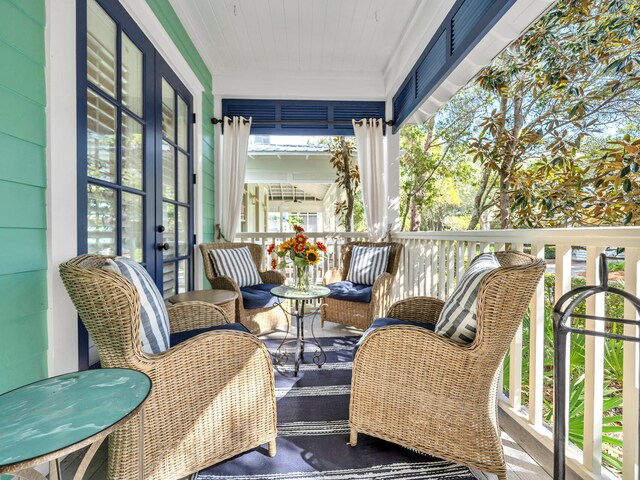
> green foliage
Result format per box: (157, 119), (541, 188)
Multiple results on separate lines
(326, 136), (359, 231)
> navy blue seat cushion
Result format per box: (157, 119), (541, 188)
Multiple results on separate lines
(170, 323), (250, 347)
(354, 317), (436, 357)
(240, 283), (281, 310)
(326, 281), (372, 303)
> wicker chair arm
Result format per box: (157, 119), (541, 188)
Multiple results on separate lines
(167, 301), (229, 334)
(208, 275), (242, 294)
(323, 268), (342, 285)
(386, 296), (445, 325)
(354, 324), (473, 375)
(260, 270), (285, 284)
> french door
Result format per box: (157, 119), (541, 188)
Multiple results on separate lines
(77, 0), (194, 365)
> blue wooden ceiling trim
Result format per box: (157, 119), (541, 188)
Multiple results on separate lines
(221, 99), (386, 136)
(392, 0), (516, 133)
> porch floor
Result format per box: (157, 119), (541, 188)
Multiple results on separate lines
(61, 318), (552, 480)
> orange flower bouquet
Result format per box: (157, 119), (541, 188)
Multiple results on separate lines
(268, 225), (327, 291)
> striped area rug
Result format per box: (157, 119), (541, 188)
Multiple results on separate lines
(196, 336), (477, 480)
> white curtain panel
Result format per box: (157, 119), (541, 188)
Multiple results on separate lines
(353, 118), (387, 241)
(219, 116), (252, 240)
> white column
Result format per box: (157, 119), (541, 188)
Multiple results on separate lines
(385, 100), (400, 235)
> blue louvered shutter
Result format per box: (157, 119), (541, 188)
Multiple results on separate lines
(221, 99), (385, 136)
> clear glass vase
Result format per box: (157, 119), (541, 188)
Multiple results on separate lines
(294, 264), (310, 292)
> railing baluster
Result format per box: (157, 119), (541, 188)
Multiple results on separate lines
(623, 247), (640, 480)
(508, 243), (525, 411)
(438, 241), (446, 300)
(583, 245), (605, 475)
(425, 240), (432, 297)
(447, 241), (455, 298)
(467, 241), (477, 267)
(528, 243), (546, 427)
(457, 241), (465, 288)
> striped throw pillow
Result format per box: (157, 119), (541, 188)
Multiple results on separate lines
(103, 257), (170, 354)
(434, 253), (501, 344)
(208, 246), (263, 288)
(346, 245), (391, 286)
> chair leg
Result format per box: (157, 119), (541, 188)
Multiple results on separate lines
(268, 439), (277, 457)
(349, 428), (358, 446)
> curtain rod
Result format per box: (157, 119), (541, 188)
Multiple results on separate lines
(211, 117), (394, 127)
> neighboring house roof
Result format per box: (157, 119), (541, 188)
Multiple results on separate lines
(248, 144), (329, 154)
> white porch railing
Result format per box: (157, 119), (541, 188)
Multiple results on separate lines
(236, 227), (640, 479)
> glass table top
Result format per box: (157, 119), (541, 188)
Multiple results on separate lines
(0, 368), (151, 469)
(271, 284), (331, 300)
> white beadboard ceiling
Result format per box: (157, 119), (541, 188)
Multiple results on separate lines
(169, 0), (441, 98)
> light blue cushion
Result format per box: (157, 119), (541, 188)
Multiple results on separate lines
(104, 257), (170, 354)
(240, 283), (281, 310)
(326, 281), (372, 303)
(354, 317), (436, 356)
(170, 323), (250, 347)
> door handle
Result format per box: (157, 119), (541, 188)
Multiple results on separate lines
(157, 242), (170, 251)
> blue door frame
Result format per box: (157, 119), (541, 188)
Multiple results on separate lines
(76, 0), (194, 369)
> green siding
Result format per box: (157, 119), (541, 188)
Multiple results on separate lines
(146, 0), (216, 242)
(0, 0), (47, 394)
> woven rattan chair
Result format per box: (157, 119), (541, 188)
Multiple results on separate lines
(199, 242), (289, 334)
(320, 241), (403, 330)
(349, 251), (545, 480)
(59, 255), (278, 480)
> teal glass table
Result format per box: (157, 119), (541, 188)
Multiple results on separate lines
(271, 285), (331, 376)
(0, 369), (151, 480)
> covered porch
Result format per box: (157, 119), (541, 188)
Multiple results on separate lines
(1, 0), (638, 480)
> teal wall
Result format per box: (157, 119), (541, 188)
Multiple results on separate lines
(145, 0), (216, 243)
(0, 0), (48, 393)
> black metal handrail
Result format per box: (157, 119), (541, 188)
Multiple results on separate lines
(553, 252), (640, 478)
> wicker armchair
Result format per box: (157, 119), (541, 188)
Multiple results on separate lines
(349, 251), (545, 480)
(320, 241), (403, 330)
(199, 242), (289, 334)
(59, 255), (277, 480)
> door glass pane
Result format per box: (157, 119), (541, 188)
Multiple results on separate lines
(87, 89), (116, 182)
(163, 202), (175, 259)
(178, 260), (187, 294)
(161, 79), (175, 141)
(87, 184), (116, 255)
(162, 142), (175, 199)
(177, 152), (188, 203)
(87, 0), (116, 96)
(122, 113), (143, 189)
(121, 33), (143, 116)
(177, 96), (188, 149)
(178, 206), (189, 256)
(122, 192), (143, 262)
(163, 262), (176, 298)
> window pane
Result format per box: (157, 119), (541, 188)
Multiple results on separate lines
(122, 113), (143, 189)
(163, 262), (176, 298)
(87, 184), (116, 255)
(178, 260), (188, 294)
(122, 33), (143, 116)
(87, 89), (116, 182)
(178, 206), (189, 256)
(163, 202), (175, 259)
(161, 79), (175, 141)
(122, 192), (143, 262)
(87, 0), (116, 96)
(177, 96), (188, 149)
(162, 141), (175, 199)
(177, 152), (188, 203)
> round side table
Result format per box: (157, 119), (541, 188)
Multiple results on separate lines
(168, 289), (238, 323)
(0, 368), (151, 480)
